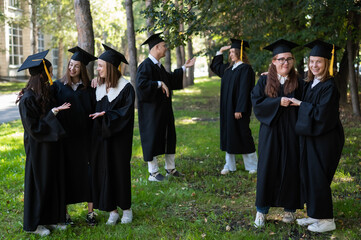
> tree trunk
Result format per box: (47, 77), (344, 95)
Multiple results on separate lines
(31, 1), (38, 54)
(164, 48), (171, 72)
(125, 0), (138, 106)
(145, 0), (153, 37)
(74, 0), (95, 78)
(347, 39), (361, 116)
(296, 57), (304, 79)
(207, 37), (216, 77)
(57, 38), (64, 80)
(187, 39), (194, 85)
(335, 48), (349, 104)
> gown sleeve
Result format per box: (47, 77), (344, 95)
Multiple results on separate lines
(19, 95), (66, 142)
(296, 80), (339, 136)
(235, 65), (255, 113)
(165, 67), (184, 91)
(251, 76), (282, 126)
(210, 55), (230, 78)
(100, 84), (135, 139)
(136, 61), (160, 102)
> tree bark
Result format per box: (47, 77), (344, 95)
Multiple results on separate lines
(57, 38), (64, 80)
(30, 0), (38, 54)
(347, 39), (360, 116)
(74, 0), (95, 78)
(145, 0), (153, 37)
(187, 39), (194, 85)
(125, 0), (138, 90)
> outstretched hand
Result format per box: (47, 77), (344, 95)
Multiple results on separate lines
(53, 102), (71, 113)
(184, 57), (196, 68)
(89, 111), (106, 120)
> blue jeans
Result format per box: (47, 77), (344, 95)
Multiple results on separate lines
(256, 206), (295, 214)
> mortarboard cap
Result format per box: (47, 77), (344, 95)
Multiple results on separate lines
(98, 44), (128, 69)
(263, 39), (299, 56)
(141, 32), (164, 50)
(304, 39), (340, 60)
(18, 50), (53, 85)
(230, 39), (250, 50)
(68, 46), (97, 66)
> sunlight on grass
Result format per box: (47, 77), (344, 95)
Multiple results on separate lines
(333, 170), (354, 183)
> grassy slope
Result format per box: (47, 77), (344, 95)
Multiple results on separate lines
(0, 77), (360, 239)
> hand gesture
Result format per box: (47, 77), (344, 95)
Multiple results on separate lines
(290, 98), (302, 106)
(184, 57), (196, 68)
(91, 78), (98, 88)
(53, 102), (71, 113)
(280, 97), (291, 107)
(234, 112), (242, 119)
(160, 81), (169, 97)
(219, 45), (231, 53)
(89, 111), (106, 120)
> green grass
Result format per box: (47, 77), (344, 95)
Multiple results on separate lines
(0, 76), (360, 239)
(0, 82), (26, 94)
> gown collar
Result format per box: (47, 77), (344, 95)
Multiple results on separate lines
(96, 77), (129, 102)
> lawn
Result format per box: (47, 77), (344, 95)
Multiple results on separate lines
(0, 77), (360, 239)
(0, 81), (26, 94)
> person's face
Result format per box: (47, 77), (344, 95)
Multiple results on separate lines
(229, 48), (239, 62)
(272, 52), (294, 77)
(97, 59), (107, 78)
(157, 42), (167, 58)
(69, 59), (81, 78)
(309, 56), (326, 78)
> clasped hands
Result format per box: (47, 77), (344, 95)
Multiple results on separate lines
(280, 97), (302, 107)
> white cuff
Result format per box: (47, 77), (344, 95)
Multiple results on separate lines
(157, 81), (162, 88)
(216, 51), (223, 56)
(181, 66), (186, 71)
(51, 108), (58, 116)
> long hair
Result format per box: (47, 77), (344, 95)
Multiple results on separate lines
(98, 62), (121, 88)
(16, 71), (54, 116)
(227, 48), (250, 69)
(305, 57), (331, 82)
(265, 54), (298, 97)
(61, 61), (90, 88)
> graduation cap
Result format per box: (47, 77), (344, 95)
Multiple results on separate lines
(98, 44), (128, 71)
(68, 46), (97, 66)
(141, 32), (164, 50)
(18, 50), (53, 85)
(230, 39), (249, 62)
(304, 39), (340, 76)
(263, 39), (299, 56)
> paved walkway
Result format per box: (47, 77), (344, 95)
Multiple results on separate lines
(0, 93), (20, 124)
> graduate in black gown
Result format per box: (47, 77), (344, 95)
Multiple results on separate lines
(251, 39), (303, 227)
(290, 40), (344, 233)
(17, 51), (71, 236)
(210, 39), (258, 175)
(136, 33), (196, 182)
(52, 46), (98, 225)
(89, 44), (134, 225)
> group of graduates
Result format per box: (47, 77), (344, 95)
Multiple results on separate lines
(16, 30), (343, 236)
(211, 38), (344, 233)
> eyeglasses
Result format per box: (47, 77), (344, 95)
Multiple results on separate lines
(276, 57), (294, 64)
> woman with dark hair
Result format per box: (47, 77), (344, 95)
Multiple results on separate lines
(290, 40), (344, 233)
(17, 50), (70, 236)
(89, 44), (135, 225)
(251, 39), (303, 227)
(52, 46), (98, 226)
(210, 39), (258, 175)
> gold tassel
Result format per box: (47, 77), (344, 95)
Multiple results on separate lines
(118, 64), (121, 73)
(329, 44), (335, 76)
(32, 59), (53, 85)
(240, 40), (243, 62)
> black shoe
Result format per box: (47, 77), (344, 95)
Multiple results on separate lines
(86, 212), (97, 226)
(66, 213), (74, 226)
(166, 169), (183, 177)
(148, 172), (165, 182)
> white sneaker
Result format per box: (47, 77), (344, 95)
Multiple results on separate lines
(307, 219), (336, 232)
(296, 217), (318, 226)
(282, 211), (296, 223)
(248, 170), (257, 174)
(106, 211), (119, 225)
(121, 209), (133, 224)
(221, 169), (230, 175)
(26, 225), (50, 236)
(254, 212), (266, 228)
(49, 224), (67, 230)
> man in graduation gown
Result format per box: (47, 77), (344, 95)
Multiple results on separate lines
(136, 32), (196, 182)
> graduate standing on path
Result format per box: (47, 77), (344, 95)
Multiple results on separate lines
(136, 33), (196, 182)
(52, 46), (98, 226)
(17, 51), (71, 236)
(210, 39), (258, 175)
(290, 40), (344, 233)
(251, 39), (304, 227)
(90, 44), (135, 225)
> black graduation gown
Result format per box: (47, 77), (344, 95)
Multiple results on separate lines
(210, 55), (256, 154)
(251, 75), (303, 209)
(52, 80), (96, 204)
(296, 78), (344, 219)
(91, 78), (135, 211)
(136, 57), (183, 162)
(19, 90), (66, 231)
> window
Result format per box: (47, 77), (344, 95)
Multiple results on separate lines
(9, 24), (23, 66)
(38, 32), (44, 52)
(9, 0), (20, 8)
(52, 48), (59, 68)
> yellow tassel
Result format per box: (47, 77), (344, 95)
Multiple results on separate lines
(118, 64), (121, 73)
(240, 40), (243, 62)
(329, 44), (335, 76)
(42, 60), (53, 85)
